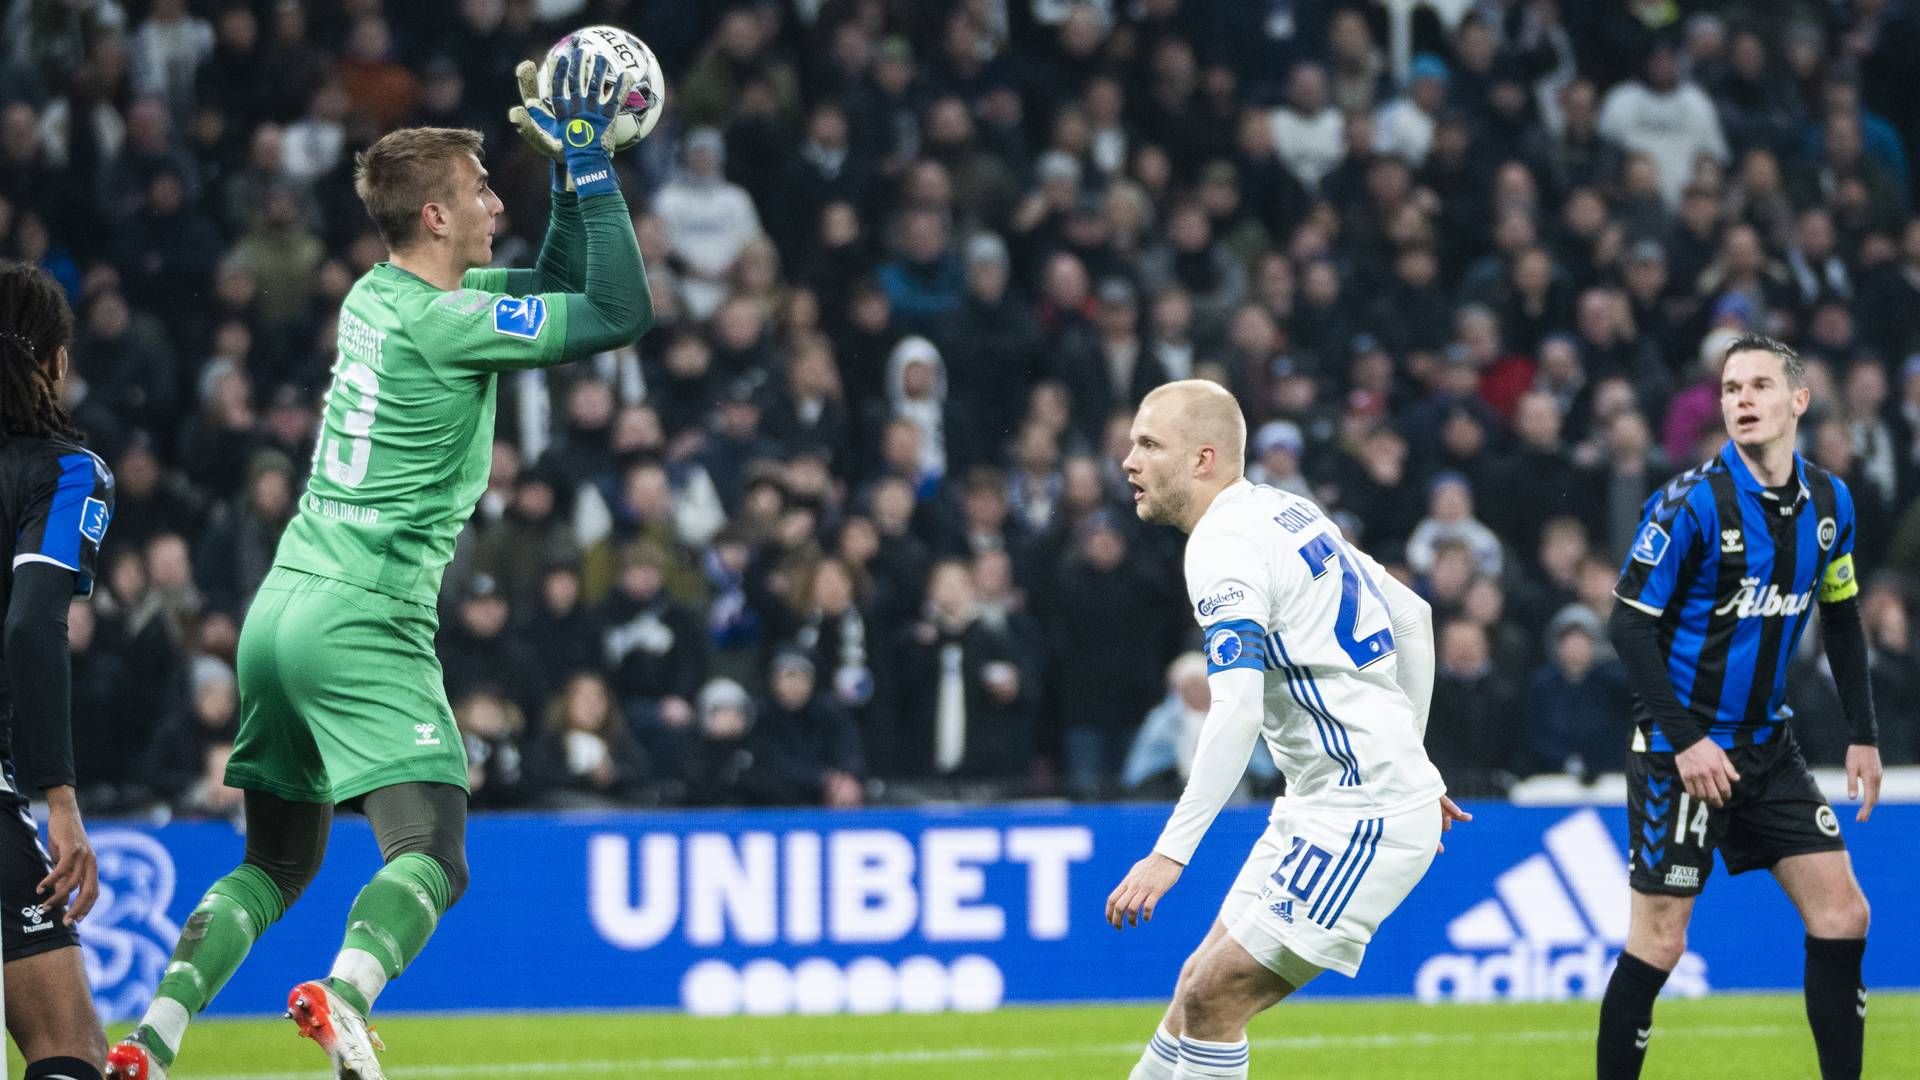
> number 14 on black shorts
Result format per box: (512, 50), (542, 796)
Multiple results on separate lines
(1626, 727), (1847, 897)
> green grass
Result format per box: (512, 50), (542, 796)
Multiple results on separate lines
(11, 994), (1918, 1078)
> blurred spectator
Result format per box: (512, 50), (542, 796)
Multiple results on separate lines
(529, 671), (656, 807)
(1372, 53), (1448, 167)
(1245, 420), (1308, 497)
(107, 433), (204, 550)
(1048, 513), (1176, 797)
(522, 559), (606, 693)
(937, 232), (1042, 452)
(1511, 516), (1591, 639)
(653, 127), (762, 319)
(1138, 200), (1246, 335)
(337, 13), (417, 131)
(475, 464), (577, 613)
(1863, 579), (1920, 765)
(1810, 419), (1891, 575)
(885, 559), (1032, 783)
(1272, 62), (1342, 193)
(1586, 408), (1666, 560)
(192, 448), (293, 613)
(1524, 606), (1631, 778)
(1492, 391), (1588, 561)
(878, 335), (978, 497)
(677, 677), (758, 806)
(1426, 618), (1525, 796)
(144, 531), (204, 633)
(74, 288), (178, 449)
(749, 649), (864, 807)
(762, 336), (854, 472)
(598, 541), (707, 737)
(439, 573), (547, 725)
(455, 689), (530, 811)
(68, 599), (143, 809)
(146, 653), (239, 815)
(130, 0), (211, 113)
(1406, 472), (1504, 579)
(1122, 651), (1278, 797)
(1598, 41), (1729, 206)
(227, 183), (323, 325)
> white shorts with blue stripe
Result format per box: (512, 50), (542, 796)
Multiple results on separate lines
(1218, 798), (1439, 979)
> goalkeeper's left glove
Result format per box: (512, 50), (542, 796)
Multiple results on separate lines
(509, 49), (631, 198)
(509, 61), (573, 193)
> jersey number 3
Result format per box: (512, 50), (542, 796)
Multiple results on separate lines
(316, 355), (381, 489)
(1297, 533), (1396, 669)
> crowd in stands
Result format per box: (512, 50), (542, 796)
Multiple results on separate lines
(5, 0), (1920, 819)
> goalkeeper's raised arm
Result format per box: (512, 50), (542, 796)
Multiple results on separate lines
(439, 46), (651, 369)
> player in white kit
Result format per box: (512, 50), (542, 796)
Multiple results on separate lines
(1107, 381), (1468, 1080)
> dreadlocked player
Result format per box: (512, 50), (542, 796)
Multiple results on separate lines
(0, 259), (116, 1080)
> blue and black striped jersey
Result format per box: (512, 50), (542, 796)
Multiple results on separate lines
(0, 437), (114, 599)
(1613, 442), (1857, 752)
(0, 436), (114, 777)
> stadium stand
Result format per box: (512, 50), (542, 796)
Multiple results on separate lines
(3, 0), (1918, 820)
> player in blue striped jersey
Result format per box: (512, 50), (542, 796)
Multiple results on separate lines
(1598, 335), (1880, 1080)
(0, 261), (115, 1080)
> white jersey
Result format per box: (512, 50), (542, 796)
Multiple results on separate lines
(1153, 480), (1445, 864)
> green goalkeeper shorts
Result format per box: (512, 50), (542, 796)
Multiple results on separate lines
(227, 566), (469, 804)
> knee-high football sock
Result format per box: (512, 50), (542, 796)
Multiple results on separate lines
(131, 863), (287, 1066)
(1172, 1036), (1249, 1079)
(1597, 951), (1670, 1080)
(1128, 1024), (1181, 1080)
(1804, 935), (1866, 1080)
(326, 852), (454, 1016)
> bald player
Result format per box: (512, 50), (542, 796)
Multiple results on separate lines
(1106, 381), (1468, 1080)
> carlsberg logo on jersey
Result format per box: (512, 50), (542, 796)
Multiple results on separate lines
(1714, 577), (1813, 620)
(1196, 588), (1244, 617)
(1414, 810), (1708, 1003)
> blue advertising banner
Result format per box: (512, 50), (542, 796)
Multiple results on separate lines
(74, 802), (1918, 1020)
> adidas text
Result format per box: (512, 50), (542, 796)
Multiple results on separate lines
(1414, 810), (1710, 1003)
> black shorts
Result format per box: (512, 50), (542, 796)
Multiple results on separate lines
(1, 759), (81, 963)
(1627, 725), (1846, 896)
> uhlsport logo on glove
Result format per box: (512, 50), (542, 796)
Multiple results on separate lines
(565, 118), (596, 148)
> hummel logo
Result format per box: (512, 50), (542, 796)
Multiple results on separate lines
(1858, 988), (1868, 1019)
(1721, 528), (1743, 554)
(415, 722), (441, 747)
(1415, 810), (1710, 1003)
(1635, 1026), (1652, 1050)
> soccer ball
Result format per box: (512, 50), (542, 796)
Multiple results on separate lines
(539, 25), (666, 150)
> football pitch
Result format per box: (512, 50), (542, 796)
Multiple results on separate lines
(15, 993), (1916, 1079)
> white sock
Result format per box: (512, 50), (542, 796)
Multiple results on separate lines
(1128, 1024), (1181, 1080)
(138, 995), (192, 1059)
(1173, 1035), (1249, 1079)
(329, 947), (390, 1011)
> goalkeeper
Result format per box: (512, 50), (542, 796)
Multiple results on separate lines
(108, 50), (654, 1080)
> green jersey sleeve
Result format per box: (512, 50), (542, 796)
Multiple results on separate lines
(425, 281), (575, 372)
(440, 192), (648, 372)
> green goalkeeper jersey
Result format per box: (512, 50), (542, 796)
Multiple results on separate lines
(274, 191), (647, 607)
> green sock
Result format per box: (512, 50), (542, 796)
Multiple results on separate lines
(327, 852), (453, 1017)
(135, 863), (286, 1065)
